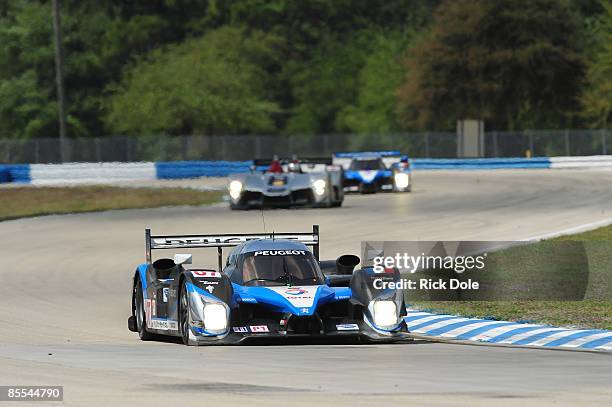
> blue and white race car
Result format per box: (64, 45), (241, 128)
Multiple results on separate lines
(127, 226), (410, 345)
(333, 151), (412, 193)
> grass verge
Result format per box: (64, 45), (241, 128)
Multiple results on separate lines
(0, 186), (223, 221)
(412, 225), (612, 330)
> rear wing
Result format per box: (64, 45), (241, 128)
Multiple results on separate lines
(253, 157), (335, 173)
(145, 225), (320, 270)
(253, 157), (332, 167)
(332, 151), (408, 170)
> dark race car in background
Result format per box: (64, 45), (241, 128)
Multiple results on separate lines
(333, 151), (412, 193)
(127, 225), (410, 345)
(227, 158), (344, 209)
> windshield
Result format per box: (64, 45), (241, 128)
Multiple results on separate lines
(239, 250), (323, 286)
(350, 158), (385, 170)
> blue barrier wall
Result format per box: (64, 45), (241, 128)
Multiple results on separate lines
(412, 157), (551, 170)
(0, 164), (30, 183)
(155, 161), (251, 179)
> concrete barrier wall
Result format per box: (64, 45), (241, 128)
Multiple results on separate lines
(28, 162), (156, 185)
(2, 156), (612, 184)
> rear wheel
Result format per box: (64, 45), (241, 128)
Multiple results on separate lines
(179, 282), (191, 345)
(135, 280), (154, 341)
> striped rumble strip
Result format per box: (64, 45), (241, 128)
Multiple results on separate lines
(405, 309), (612, 352)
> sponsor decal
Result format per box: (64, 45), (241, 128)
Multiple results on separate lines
(202, 280), (219, 285)
(145, 299), (152, 328)
(241, 297), (257, 303)
(300, 308), (309, 313)
(336, 295), (350, 300)
(249, 325), (269, 333)
(254, 250), (307, 256)
(205, 285), (215, 293)
(285, 287), (306, 296)
(267, 286), (318, 308)
(232, 326), (248, 333)
(336, 323), (359, 331)
(191, 270), (221, 278)
(151, 319), (178, 331)
(162, 287), (169, 302)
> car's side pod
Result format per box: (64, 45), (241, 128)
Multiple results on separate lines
(320, 254), (360, 275)
(321, 254), (361, 286)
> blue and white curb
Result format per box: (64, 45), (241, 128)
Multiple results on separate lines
(405, 309), (612, 352)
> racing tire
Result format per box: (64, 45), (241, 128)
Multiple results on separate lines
(135, 280), (154, 341)
(229, 202), (248, 210)
(179, 281), (191, 346)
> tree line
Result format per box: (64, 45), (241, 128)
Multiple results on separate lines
(0, 0), (609, 140)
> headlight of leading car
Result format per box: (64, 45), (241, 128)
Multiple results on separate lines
(393, 172), (409, 189)
(372, 300), (398, 328)
(228, 180), (243, 200)
(313, 179), (326, 196)
(203, 303), (228, 331)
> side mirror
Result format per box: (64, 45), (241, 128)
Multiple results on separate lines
(336, 254), (360, 275)
(174, 253), (192, 265)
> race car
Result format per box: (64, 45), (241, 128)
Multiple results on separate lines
(226, 157), (344, 209)
(332, 151), (412, 193)
(127, 226), (410, 345)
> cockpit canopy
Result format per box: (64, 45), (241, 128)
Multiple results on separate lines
(237, 249), (323, 286)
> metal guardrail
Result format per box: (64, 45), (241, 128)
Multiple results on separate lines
(0, 130), (610, 164)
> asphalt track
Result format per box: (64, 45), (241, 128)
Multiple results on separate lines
(1, 169), (611, 406)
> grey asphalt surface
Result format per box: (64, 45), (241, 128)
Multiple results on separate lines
(0, 169), (611, 406)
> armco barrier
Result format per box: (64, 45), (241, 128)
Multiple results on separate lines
(3, 155), (612, 184)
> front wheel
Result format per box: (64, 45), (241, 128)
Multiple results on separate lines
(179, 282), (191, 345)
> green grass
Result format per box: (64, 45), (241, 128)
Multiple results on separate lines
(411, 225), (612, 330)
(0, 186), (223, 221)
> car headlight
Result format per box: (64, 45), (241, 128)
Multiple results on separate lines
(228, 180), (242, 200)
(313, 179), (326, 196)
(203, 303), (228, 331)
(394, 172), (409, 189)
(372, 300), (398, 328)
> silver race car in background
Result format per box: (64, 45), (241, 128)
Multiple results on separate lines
(227, 157), (344, 210)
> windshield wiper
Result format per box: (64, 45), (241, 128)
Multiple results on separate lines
(243, 276), (288, 285)
(283, 256), (293, 287)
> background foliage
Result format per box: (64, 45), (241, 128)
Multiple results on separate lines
(0, 0), (609, 140)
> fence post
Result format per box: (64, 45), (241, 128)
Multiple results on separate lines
(493, 131), (499, 157)
(601, 130), (607, 155)
(34, 139), (40, 163)
(95, 137), (101, 162)
(564, 129), (570, 156)
(424, 133), (430, 158)
(528, 132), (534, 156)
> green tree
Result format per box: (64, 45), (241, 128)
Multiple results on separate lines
(581, 1), (612, 127)
(104, 26), (281, 135)
(397, 0), (586, 131)
(336, 30), (411, 134)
